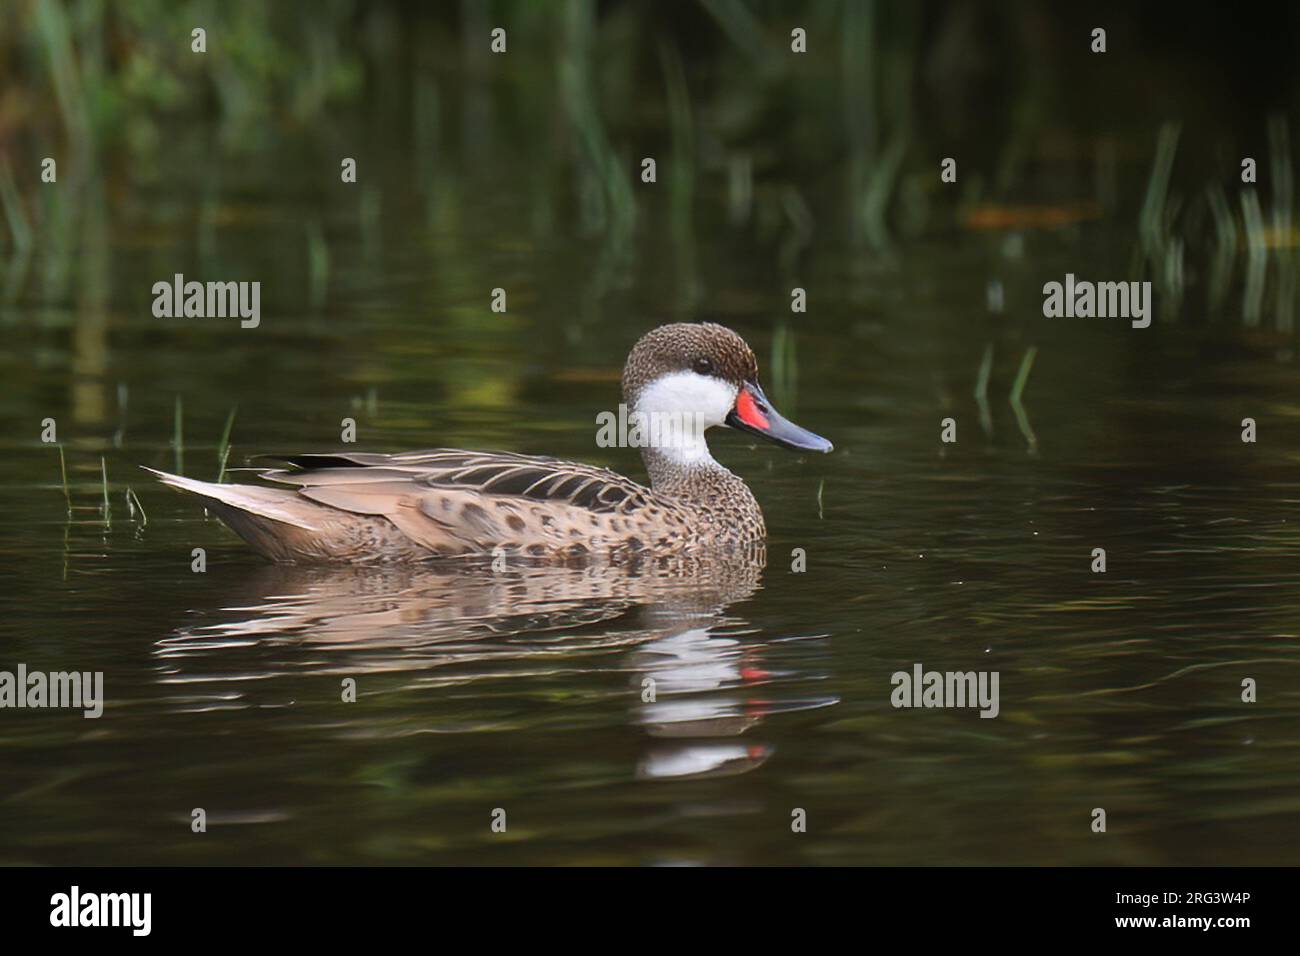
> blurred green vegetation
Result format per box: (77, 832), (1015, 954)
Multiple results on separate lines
(1, 0), (1299, 329)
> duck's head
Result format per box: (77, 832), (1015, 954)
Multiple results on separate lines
(621, 322), (833, 462)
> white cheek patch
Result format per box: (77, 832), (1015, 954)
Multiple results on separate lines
(637, 371), (737, 424)
(634, 371), (738, 465)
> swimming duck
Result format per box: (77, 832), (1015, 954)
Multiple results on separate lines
(145, 322), (832, 563)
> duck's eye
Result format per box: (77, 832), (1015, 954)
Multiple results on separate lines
(693, 357), (715, 376)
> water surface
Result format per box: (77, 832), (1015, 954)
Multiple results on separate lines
(2, 151), (1299, 866)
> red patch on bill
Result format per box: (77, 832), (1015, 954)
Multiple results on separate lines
(736, 389), (769, 429)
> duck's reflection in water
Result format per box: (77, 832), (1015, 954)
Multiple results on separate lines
(154, 551), (836, 780)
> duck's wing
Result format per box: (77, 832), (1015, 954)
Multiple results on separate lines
(257, 449), (655, 514)
(254, 449), (681, 556)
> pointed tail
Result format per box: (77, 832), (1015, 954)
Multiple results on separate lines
(140, 467), (322, 531)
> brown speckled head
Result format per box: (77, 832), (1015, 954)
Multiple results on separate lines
(621, 322), (759, 405)
(622, 321), (834, 459)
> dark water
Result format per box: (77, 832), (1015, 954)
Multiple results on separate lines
(3, 162), (1300, 866)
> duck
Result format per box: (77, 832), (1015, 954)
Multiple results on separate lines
(144, 322), (832, 564)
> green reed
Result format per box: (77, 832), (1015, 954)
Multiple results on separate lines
(58, 444), (71, 517)
(1009, 346), (1038, 454)
(1269, 115), (1295, 333)
(172, 395), (184, 475)
(216, 406), (238, 483)
(100, 456), (110, 528)
(974, 343), (994, 438)
(0, 159), (31, 254)
(125, 486), (147, 527)
(1241, 190), (1267, 327)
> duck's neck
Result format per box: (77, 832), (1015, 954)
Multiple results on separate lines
(629, 389), (763, 531)
(641, 445), (762, 525)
